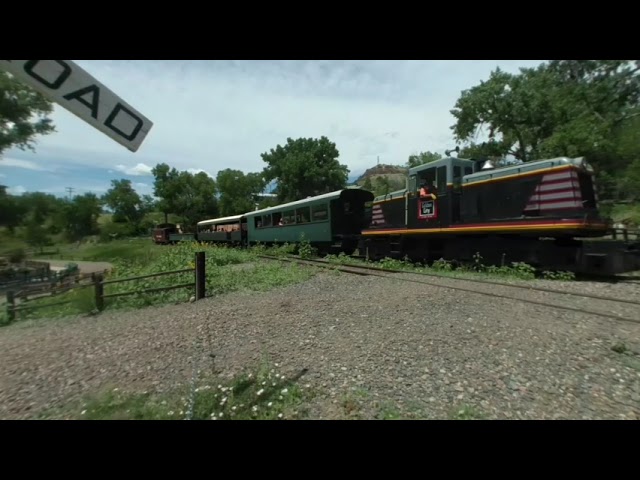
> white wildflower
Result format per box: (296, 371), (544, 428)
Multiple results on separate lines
(81, 410), (86, 415)
(232, 406), (237, 411)
(281, 388), (288, 394)
(218, 385), (223, 389)
(195, 388), (199, 393)
(113, 388), (119, 392)
(252, 405), (258, 412)
(262, 381), (267, 386)
(221, 387), (228, 393)
(257, 389), (264, 396)
(248, 373), (253, 379)
(275, 363), (280, 367)
(278, 413), (283, 419)
(268, 402), (273, 407)
(168, 411), (174, 415)
(219, 412), (223, 417)
(272, 382), (277, 386)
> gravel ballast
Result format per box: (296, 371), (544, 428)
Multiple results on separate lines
(1, 268), (639, 420)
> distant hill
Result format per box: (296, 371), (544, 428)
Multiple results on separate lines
(352, 164), (408, 195)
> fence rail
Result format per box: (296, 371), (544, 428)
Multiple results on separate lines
(4, 252), (207, 324)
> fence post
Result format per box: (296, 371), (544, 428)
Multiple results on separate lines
(195, 251), (206, 301)
(93, 273), (104, 311)
(6, 291), (15, 323)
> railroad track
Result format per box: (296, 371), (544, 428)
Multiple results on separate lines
(257, 254), (640, 325)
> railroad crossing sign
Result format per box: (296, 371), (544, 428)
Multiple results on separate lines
(0, 60), (153, 152)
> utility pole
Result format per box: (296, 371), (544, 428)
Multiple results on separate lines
(65, 187), (74, 199)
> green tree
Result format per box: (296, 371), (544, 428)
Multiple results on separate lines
(59, 193), (103, 241)
(151, 163), (182, 223)
(373, 177), (391, 197)
(102, 179), (145, 226)
(216, 169), (265, 216)
(362, 177), (373, 191)
(24, 220), (51, 253)
(0, 186), (25, 231)
(172, 171), (219, 228)
(18, 192), (61, 225)
(451, 60), (640, 168)
(406, 151), (442, 168)
(260, 136), (349, 203)
(0, 70), (56, 155)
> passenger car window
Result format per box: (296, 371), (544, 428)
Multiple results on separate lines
(311, 204), (328, 221)
(296, 206), (310, 223)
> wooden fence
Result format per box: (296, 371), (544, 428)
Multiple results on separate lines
(4, 252), (207, 323)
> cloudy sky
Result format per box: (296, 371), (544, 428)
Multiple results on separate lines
(0, 60), (545, 197)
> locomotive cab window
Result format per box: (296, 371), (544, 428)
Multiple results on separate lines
(418, 168), (436, 191)
(262, 214), (272, 227)
(437, 166), (447, 193)
(408, 175), (417, 193)
(453, 166), (462, 182)
(272, 212), (282, 225)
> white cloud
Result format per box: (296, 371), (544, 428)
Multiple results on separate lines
(7, 185), (27, 195)
(3, 60), (547, 181)
(134, 182), (149, 188)
(186, 168), (215, 178)
(114, 163), (153, 176)
(0, 157), (49, 171)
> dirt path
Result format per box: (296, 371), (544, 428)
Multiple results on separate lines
(37, 260), (113, 274)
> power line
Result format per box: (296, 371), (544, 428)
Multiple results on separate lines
(65, 187), (74, 199)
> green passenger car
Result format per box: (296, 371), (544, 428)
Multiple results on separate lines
(245, 188), (374, 254)
(197, 214), (247, 245)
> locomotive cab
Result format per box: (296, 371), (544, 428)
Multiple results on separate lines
(407, 157), (476, 228)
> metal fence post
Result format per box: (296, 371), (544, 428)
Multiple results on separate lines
(195, 251), (205, 301)
(6, 291), (15, 323)
(93, 273), (104, 311)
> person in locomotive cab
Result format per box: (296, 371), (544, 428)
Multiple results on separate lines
(419, 181), (429, 197)
(419, 181), (437, 200)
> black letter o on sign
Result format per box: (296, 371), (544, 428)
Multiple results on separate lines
(23, 60), (72, 90)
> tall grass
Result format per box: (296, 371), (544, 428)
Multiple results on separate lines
(5, 241), (315, 323)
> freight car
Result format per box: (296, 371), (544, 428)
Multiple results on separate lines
(152, 223), (195, 244)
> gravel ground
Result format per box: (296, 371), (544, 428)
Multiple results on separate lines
(1, 268), (639, 420)
(374, 270), (640, 323)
